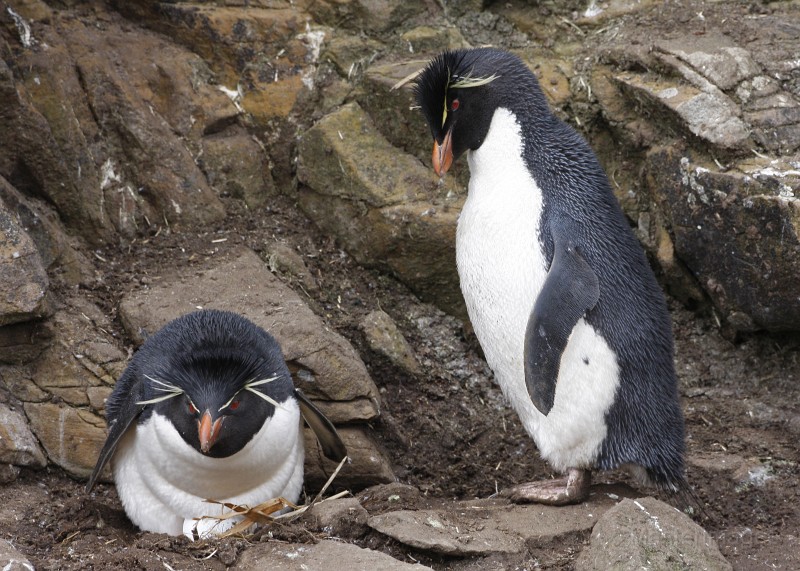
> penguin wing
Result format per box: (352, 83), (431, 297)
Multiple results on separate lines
(295, 388), (348, 462)
(524, 236), (600, 416)
(85, 368), (146, 492)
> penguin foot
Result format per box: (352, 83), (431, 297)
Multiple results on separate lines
(502, 468), (591, 506)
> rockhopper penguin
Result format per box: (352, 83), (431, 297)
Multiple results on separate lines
(86, 309), (347, 537)
(415, 48), (685, 504)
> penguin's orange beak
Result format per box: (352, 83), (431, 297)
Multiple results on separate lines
(432, 129), (453, 177)
(198, 410), (224, 454)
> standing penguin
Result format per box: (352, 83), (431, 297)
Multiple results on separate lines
(415, 48), (685, 504)
(86, 309), (346, 537)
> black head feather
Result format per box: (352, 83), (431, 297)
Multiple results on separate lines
(106, 309), (294, 458)
(414, 48), (551, 160)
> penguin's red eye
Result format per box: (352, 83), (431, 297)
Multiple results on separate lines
(228, 400), (240, 411)
(451, 99), (459, 111)
(188, 401), (198, 415)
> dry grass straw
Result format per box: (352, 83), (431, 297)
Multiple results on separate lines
(193, 455), (349, 538)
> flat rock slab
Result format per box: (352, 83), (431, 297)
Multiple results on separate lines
(368, 494), (618, 556)
(233, 540), (432, 571)
(576, 496), (732, 571)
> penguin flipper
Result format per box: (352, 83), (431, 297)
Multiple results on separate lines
(524, 238), (600, 416)
(295, 388), (348, 462)
(85, 370), (145, 493)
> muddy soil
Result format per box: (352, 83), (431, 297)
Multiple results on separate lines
(1, 194), (798, 570)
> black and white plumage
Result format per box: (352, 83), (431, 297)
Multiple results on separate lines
(415, 48), (685, 503)
(87, 309), (346, 537)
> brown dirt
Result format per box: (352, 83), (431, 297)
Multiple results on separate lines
(2, 193), (799, 570)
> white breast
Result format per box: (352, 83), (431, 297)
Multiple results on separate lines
(112, 400), (303, 536)
(458, 108), (620, 473)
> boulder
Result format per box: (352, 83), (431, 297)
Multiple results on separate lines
(0, 175), (93, 287)
(29, 298), (125, 408)
(0, 10), (229, 243)
(644, 147), (800, 332)
(575, 497), (732, 571)
(112, 2), (315, 124)
(297, 102), (466, 318)
(2, 295), (127, 479)
(588, 19), (800, 331)
(612, 71), (750, 152)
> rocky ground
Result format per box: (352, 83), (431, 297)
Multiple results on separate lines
(1, 0), (800, 569)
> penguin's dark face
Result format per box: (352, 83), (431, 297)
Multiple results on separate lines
(415, 48), (549, 176)
(161, 382), (276, 458)
(143, 348), (295, 459)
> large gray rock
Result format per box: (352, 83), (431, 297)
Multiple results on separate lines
(297, 102), (466, 318)
(612, 71), (750, 151)
(645, 147), (800, 332)
(0, 194), (48, 326)
(589, 19), (800, 332)
(117, 247), (393, 489)
(234, 539), (432, 571)
(575, 497), (732, 571)
(360, 310), (420, 376)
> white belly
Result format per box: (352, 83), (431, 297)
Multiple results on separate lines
(458, 108), (620, 472)
(112, 400), (304, 536)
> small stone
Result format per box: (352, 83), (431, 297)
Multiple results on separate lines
(0, 404), (47, 468)
(264, 242), (319, 293)
(360, 310), (420, 375)
(306, 497), (369, 538)
(0, 538), (34, 571)
(0, 464), (21, 484)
